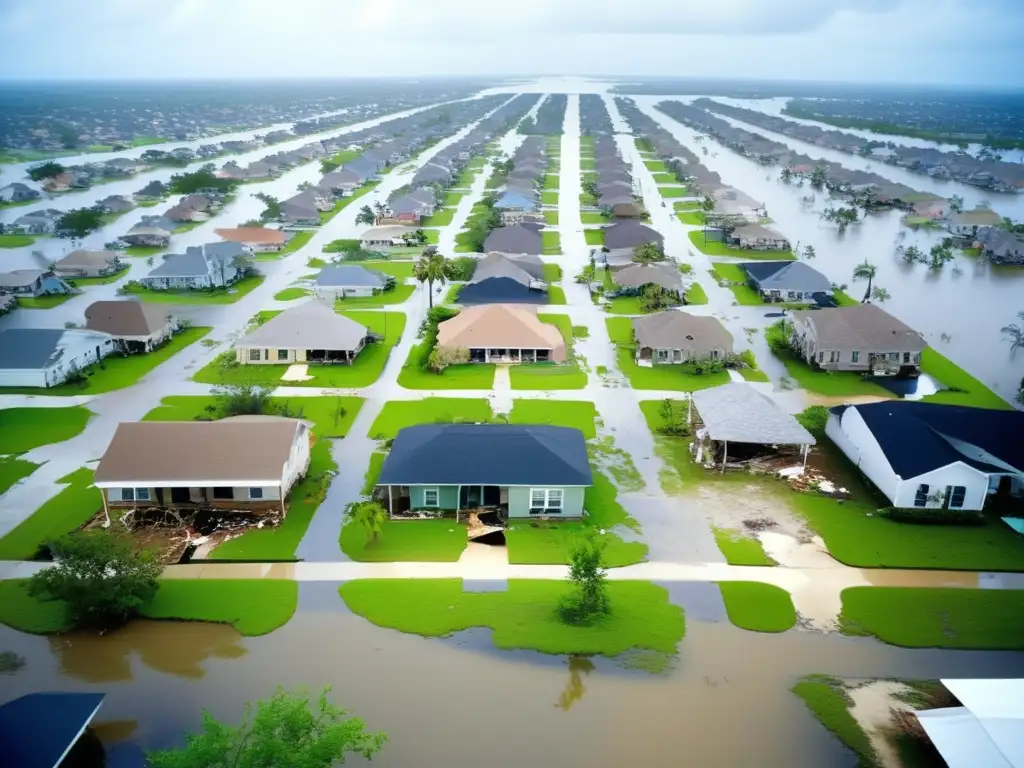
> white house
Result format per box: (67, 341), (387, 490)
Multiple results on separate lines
(0, 328), (116, 388)
(313, 265), (388, 299)
(825, 402), (1024, 511)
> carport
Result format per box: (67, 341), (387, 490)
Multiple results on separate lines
(690, 383), (816, 471)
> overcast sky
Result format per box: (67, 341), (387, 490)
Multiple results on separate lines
(1, 0), (1021, 87)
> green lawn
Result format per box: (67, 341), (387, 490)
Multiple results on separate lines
(397, 343), (496, 390)
(658, 187), (690, 198)
(547, 286), (567, 304)
(688, 231), (795, 260)
(584, 228), (605, 246)
(541, 191), (558, 206)
(605, 318), (731, 391)
(651, 172), (677, 184)
(719, 583), (797, 632)
(273, 287), (310, 301)
(579, 192), (597, 206)
(544, 174), (560, 191)
(368, 398), (496, 439)
(544, 210), (559, 225)
(604, 295), (664, 315)
(644, 160), (668, 173)
(793, 677), (878, 768)
(421, 209), (455, 227)
(124, 245), (167, 257)
(507, 400), (597, 438)
(125, 275), (265, 304)
(713, 528), (777, 566)
(508, 314), (587, 390)
(141, 580), (298, 635)
(839, 587), (1024, 649)
(675, 200), (701, 211)
(319, 182), (379, 224)
(711, 262), (763, 305)
(685, 283), (708, 305)
(16, 294), (75, 309)
(542, 230), (562, 255)
(334, 284), (414, 308)
(65, 268), (130, 286)
(0, 457), (38, 497)
(919, 347), (1011, 409)
(0, 469), (99, 560)
(271, 230), (314, 258)
(0, 580), (70, 633)
(580, 212), (607, 224)
(0, 234), (35, 248)
(1, 327), (211, 396)
(339, 579), (684, 656)
(340, 518), (467, 562)
(677, 211), (704, 225)
(542, 263), (562, 283)
(442, 191), (466, 207)
(0, 407), (92, 454)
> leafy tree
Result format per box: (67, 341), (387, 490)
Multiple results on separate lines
(1002, 311), (1024, 355)
(582, 180), (599, 199)
(240, 219), (262, 228)
(575, 263), (597, 285)
(632, 242), (664, 265)
(802, 245), (815, 260)
(211, 380), (280, 418)
(809, 166), (828, 189)
(852, 260), (878, 303)
(168, 164), (237, 195)
(700, 194), (716, 215)
(928, 243), (955, 271)
(779, 166), (793, 184)
(355, 205), (376, 226)
(146, 687), (386, 768)
(254, 192), (281, 223)
(27, 161), (65, 181)
(901, 245), (925, 264)
(428, 344), (470, 372)
(28, 531), (161, 629)
(637, 284), (677, 312)
(372, 201), (387, 221)
(870, 286), (891, 303)
(656, 399), (690, 436)
(447, 256), (477, 281)
(560, 537), (609, 625)
(518, 116), (536, 135)
(414, 250), (453, 309)
(349, 501), (387, 544)
(55, 207), (106, 239)
(948, 195), (964, 214)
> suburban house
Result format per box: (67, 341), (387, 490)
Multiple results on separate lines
(947, 208), (1002, 238)
(141, 243), (246, 290)
(313, 265), (389, 299)
(122, 220), (172, 247)
(0, 269), (74, 298)
(11, 210), (61, 235)
(319, 168), (363, 196)
(973, 226), (1024, 266)
(84, 300), (178, 352)
(436, 304), (566, 363)
(375, 424), (593, 517)
(825, 401), (1024, 511)
(740, 261), (833, 305)
(234, 300), (368, 366)
(483, 225), (543, 256)
(603, 221), (664, 254)
(97, 195), (134, 214)
(0, 328), (117, 388)
(164, 203), (206, 224)
(632, 311), (734, 365)
(494, 190), (540, 225)
(726, 223), (791, 251)
(53, 250), (124, 279)
(93, 418), (312, 515)
(0, 182), (41, 203)
(787, 304), (926, 375)
(612, 264), (685, 298)
(360, 225), (416, 250)
(458, 253), (547, 305)
(214, 227), (287, 253)
(609, 201), (645, 218)
(134, 180), (168, 201)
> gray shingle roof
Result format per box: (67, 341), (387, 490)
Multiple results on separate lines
(315, 265), (387, 289)
(741, 261), (832, 293)
(693, 383), (816, 446)
(483, 226), (543, 255)
(0, 329), (65, 369)
(237, 301), (366, 351)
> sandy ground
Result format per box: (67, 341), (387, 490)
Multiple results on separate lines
(846, 680), (915, 768)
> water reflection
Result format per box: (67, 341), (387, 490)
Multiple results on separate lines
(874, 373), (943, 400)
(555, 655), (595, 711)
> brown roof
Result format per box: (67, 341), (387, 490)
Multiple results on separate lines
(84, 300), (175, 337)
(792, 304), (925, 352)
(215, 227), (287, 246)
(632, 311), (733, 353)
(437, 305), (566, 361)
(94, 419), (305, 486)
(613, 264), (683, 292)
(56, 250), (119, 268)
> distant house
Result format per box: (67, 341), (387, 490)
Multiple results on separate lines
(164, 204), (205, 223)
(360, 225), (417, 250)
(727, 223), (791, 251)
(825, 402), (1024, 511)
(53, 250), (124, 279)
(313, 265), (389, 299)
(93, 418), (312, 514)
(141, 243), (246, 290)
(122, 216), (173, 247)
(788, 304), (925, 375)
(0, 328), (116, 388)
(973, 226), (1024, 266)
(483, 225), (543, 256)
(84, 300), (178, 352)
(632, 311), (733, 365)
(11, 210), (60, 235)
(0, 269), (74, 298)
(235, 301), (368, 366)
(97, 195), (134, 214)
(319, 168), (363, 197)
(133, 180), (168, 201)
(375, 424), (593, 517)
(387, 193), (433, 223)
(278, 197), (320, 226)
(437, 304), (566, 363)
(611, 264), (685, 298)
(947, 208), (1002, 238)
(214, 227), (287, 253)
(458, 253), (547, 305)
(494, 190), (540, 225)
(603, 221), (664, 252)
(0, 182), (40, 203)
(740, 261), (833, 305)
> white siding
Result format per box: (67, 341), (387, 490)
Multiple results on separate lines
(894, 464), (990, 511)
(314, 285), (375, 300)
(282, 425), (312, 493)
(0, 368), (48, 387)
(826, 408), (901, 503)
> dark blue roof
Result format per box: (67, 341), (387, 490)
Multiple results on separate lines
(379, 424), (593, 486)
(847, 401), (1024, 479)
(458, 278), (547, 305)
(0, 692), (105, 768)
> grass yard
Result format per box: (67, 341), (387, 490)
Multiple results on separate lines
(719, 582), (797, 632)
(273, 287), (310, 301)
(1, 327), (211, 396)
(125, 275), (265, 304)
(541, 191), (558, 206)
(711, 262), (763, 305)
(0, 234), (36, 248)
(340, 518), (467, 562)
(421, 209), (456, 227)
(397, 343), (496, 390)
(544, 174), (560, 191)
(919, 347), (1011, 409)
(368, 398), (495, 439)
(839, 587), (1024, 649)
(507, 400), (597, 438)
(644, 160), (668, 173)
(65, 268), (130, 286)
(0, 406), (92, 454)
(685, 282), (708, 305)
(542, 263), (562, 283)
(334, 284), (414, 308)
(0, 457), (38, 496)
(509, 314), (586, 389)
(442, 191), (466, 207)
(339, 579), (684, 656)
(688, 231), (795, 260)
(584, 228), (605, 246)
(606, 317), (731, 391)
(267, 230), (314, 258)
(124, 245), (167, 257)
(0, 469), (99, 560)
(579, 192), (597, 206)
(16, 294), (75, 309)
(658, 187), (690, 198)
(675, 200), (701, 210)
(580, 212), (607, 224)
(141, 580), (298, 635)
(677, 210), (704, 226)
(651, 172), (677, 184)
(541, 230), (562, 255)
(544, 210), (559, 225)
(713, 528), (777, 566)
(547, 286), (567, 304)
(0, 580), (70, 633)
(793, 677), (878, 768)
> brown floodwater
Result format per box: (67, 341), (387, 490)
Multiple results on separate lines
(2, 582), (1023, 767)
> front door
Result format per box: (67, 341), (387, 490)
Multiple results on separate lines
(483, 486), (501, 506)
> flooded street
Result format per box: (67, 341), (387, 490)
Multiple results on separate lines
(634, 97), (1024, 403)
(3, 584), (1024, 767)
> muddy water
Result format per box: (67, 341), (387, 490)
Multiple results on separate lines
(3, 583), (1024, 767)
(634, 97), (1024, 404)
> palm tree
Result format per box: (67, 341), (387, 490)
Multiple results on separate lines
(355, 205), (375, 226)
(349, 501), (387, 544)
(803, 245), (816, 260)
(414, 250), (452, 308)
(852, 260), (877, 303)
(632, 242), (664, 265)
(372, 201), (387, 223)
(1002, 311), (1024, 355)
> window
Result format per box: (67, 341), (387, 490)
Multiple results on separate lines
(263, 349), (269, 361)
(121, 488), (134, 501)
(213, 487), (233, 500)
(888, 352), (899, 362)
(530, 488), (563, 513)
(818, 351), (824, 362)
(277, 349), (289, 361)
(903, 352), (911, 364)
(249, 487), (264, 500)
(136, 488), (150, 501)
(423, 488), (439, 507)
(914, 483), (929, 508)
(248, 349), (261, 362)
(948, 486), (967, 509)
(531, 488), (546, 508)
(672, 349), (682, 362)
(829, 350), (839, 363)
(851, 351), (860, 364)
(547, 489), (563, 509)
(657, 349), (669, 362)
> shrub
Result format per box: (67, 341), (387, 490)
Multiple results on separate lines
(560, 537), (609, 626)
(428, 345), (469, 372)
(765, 320), (791, 355)
(876, 507), (986, 526)
(448, 256), (477, 281)
(796, 405), (829, 433)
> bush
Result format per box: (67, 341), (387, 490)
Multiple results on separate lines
(796, 405), (829, 433)
(765, 320), (791, 355)
(559, 537), (609, 626)
(448, 256), (477, 281)
(876, 507), (986, 526)
(428, 345), (469, 373)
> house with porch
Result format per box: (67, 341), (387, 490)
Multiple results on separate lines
(376, 424), (593, 518)
(740, 261), (833, 305)
(0, 269), (74, 298)
(727, 223), (791, 251)
(436, 304), (566, 363)
(611, 264), (685, 301)
(632, 311), (733, 366)
(140, 243), (246, 290)
(84, 300), (179, 352)
(234, 300), (368, 366)
(0, 328), (117, 388)
(53, 250), (124, 279)
(94, 418), (312, 516)
(313, 265), (389, 299)
(787, 304), (926, 375)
